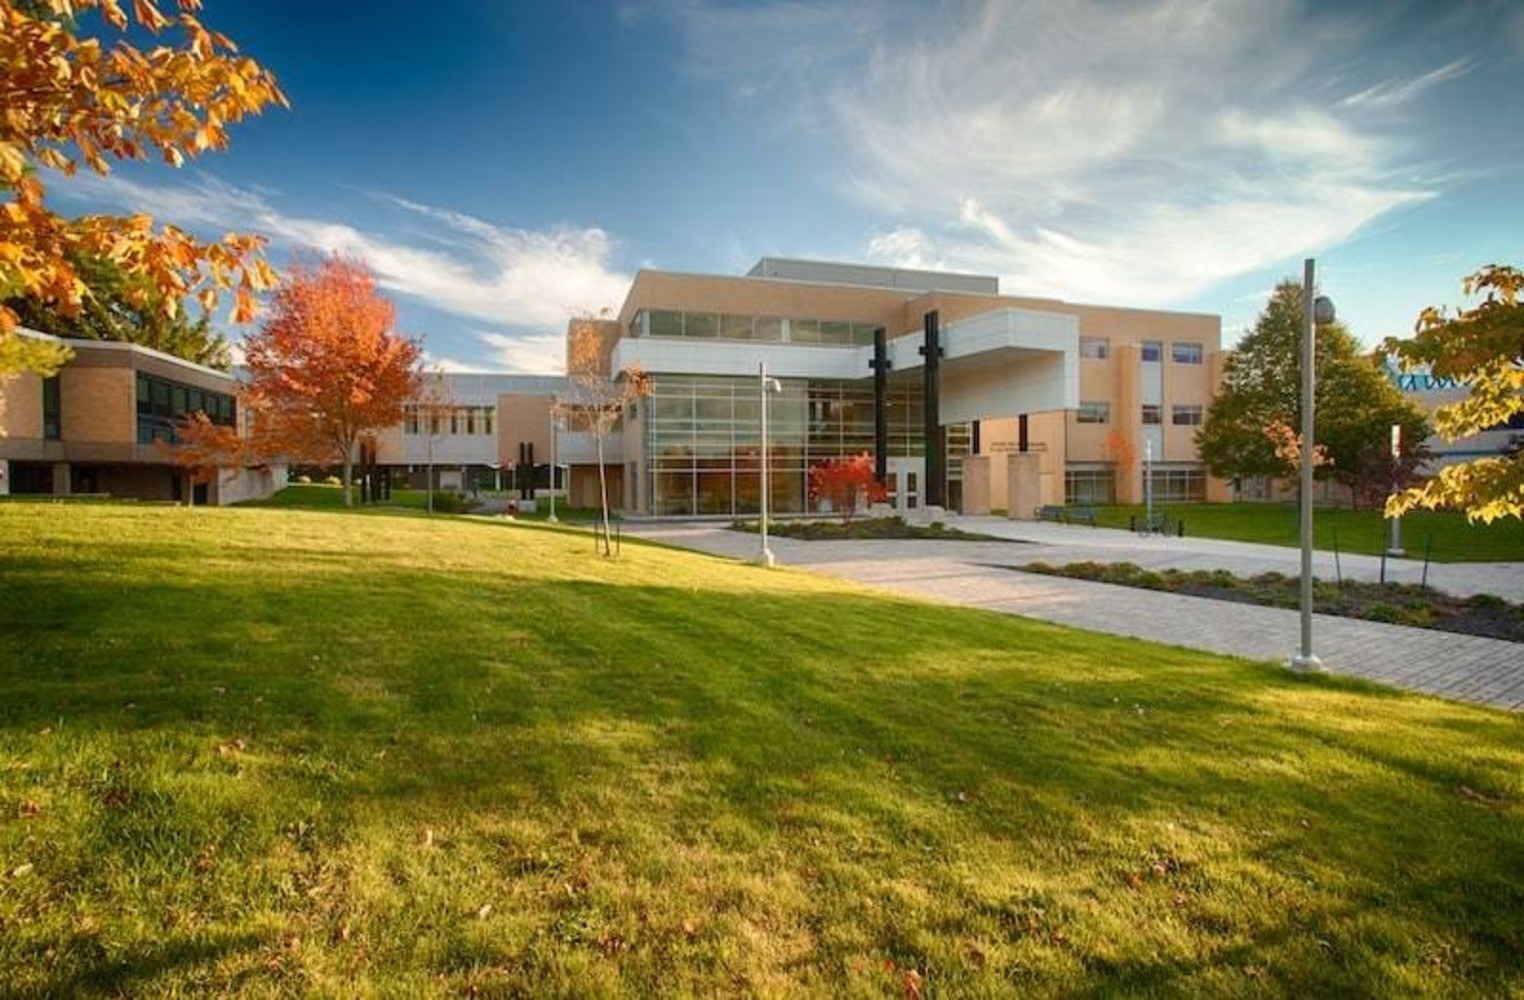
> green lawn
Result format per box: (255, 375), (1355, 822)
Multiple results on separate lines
(1091, 503), (1524, 562)
(1, 503), (1521, 997)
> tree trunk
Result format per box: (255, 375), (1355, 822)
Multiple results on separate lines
(596, 432), (612, 557)
(342, 448), (354, 508)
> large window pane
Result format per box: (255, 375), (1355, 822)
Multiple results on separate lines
(685, 313), (719, 339)
(648, 310), (683, 338)
(720, 314), (753, 340)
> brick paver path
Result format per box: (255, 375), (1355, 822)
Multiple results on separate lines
(623, 522), (1524, 712)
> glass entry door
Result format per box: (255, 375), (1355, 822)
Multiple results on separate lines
(885, 457), (924, 516)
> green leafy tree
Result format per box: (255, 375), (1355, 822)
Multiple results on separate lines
(6, 253), (231, 368)
(1382, 264), (1523, 523)
(1197, 279), (1429, 506)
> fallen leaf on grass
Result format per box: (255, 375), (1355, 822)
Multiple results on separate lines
(476, 904), (492, 920)
(10, 863), (34, 878)
(18, 800), (40, 818)
(217, 739), (246, 756)
(902, 969), (924, 998)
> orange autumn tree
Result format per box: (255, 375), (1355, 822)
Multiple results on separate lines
(0, 0), (287, 376)
(161, 407), (242, 504)
(243, 256), (422, 507)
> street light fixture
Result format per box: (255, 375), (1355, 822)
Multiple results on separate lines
(757, 361), (783, 568)
(1289, 258), (1335, 673)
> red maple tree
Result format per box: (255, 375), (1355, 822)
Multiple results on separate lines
(808, 454), (886, 523)
(242, 255), (421, 506)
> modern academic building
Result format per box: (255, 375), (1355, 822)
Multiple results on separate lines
(375, 258), (1233, 518)
(0, 329), (281, 505)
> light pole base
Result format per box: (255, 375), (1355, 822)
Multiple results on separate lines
(1286, 653), (1325, 673)
(1383, 548), (1405, 558)
(547, 514), (558, 523)
(756, 547), (776, 568)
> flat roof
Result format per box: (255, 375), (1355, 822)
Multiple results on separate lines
(746, 257), (1000, 295)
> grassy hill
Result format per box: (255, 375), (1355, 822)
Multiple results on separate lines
(1, 502), (1520, 996)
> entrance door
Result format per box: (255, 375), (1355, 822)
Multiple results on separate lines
(885, 457), (924, 516)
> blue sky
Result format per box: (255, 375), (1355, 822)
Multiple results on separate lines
(53, 0), (1524, 372)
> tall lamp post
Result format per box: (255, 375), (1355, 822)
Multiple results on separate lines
(1289, 258), (1336, 672)
(1385, 424), (1404, 557)
(547, 406), (560, 523)
(757, 361), (782, 568)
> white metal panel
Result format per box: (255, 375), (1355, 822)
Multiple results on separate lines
(611, 337), (871, 380)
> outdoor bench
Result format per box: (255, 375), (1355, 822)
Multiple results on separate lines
(1035, 505), (1068, 522)
(1066, 506), (1097, 526)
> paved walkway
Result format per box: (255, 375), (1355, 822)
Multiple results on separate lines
(623, 521), (1524, 713)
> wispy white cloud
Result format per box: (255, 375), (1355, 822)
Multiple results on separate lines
(669, 0), (1454, 306)
(1341, 57), (1477, 110)
(475, 331), (567, 375)
(54, 172), (629, 372)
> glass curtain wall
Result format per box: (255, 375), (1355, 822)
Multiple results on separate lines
(646, 375), (964, 516)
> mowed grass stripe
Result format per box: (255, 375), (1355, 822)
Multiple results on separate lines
(0, 503), (1520, 997)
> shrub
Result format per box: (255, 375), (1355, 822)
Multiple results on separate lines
(432, 493), (479, 514)
(296, 475), (312, 485)
(1366, 603), (1403, 624)
(323, 475), (342, 487)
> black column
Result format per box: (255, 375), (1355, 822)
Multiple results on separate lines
(871, 327), (891, 485)
(921, 310), (945, 508)
(1018, 413), (1029, 453)
(971, 419), (981, 455)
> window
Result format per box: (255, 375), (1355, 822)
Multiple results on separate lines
(134, 374), (235, 445)
(720, 314), (754, 340)
(1142, 404), (1162, 425)
(1172, 404), (1204, 426)
(1147, 466), (1206, 501)
(404, 407), (420, 435)
(1065, 467), (1116, 505)
(483, 408), (495, 435)
(647, 310), (683, 338)
(1075, 401), (1110, 424)
(42, 376), (61, 440)
(1172, 342), (1203, 364)
(685, 313), (719, 339)
(790, 319), (820, 344)
(1080, 336), (1109, 360)
(1141, 340), (1162, 362)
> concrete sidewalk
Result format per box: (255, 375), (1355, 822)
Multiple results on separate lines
(624, 522), (1524, 712)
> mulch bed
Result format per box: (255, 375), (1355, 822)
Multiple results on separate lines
(1014, 561), (1524, 642)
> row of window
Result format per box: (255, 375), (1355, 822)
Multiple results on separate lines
(1080, 337), (1203, 364)
(631, 309), (881, 347)
(403, 405), (496, 437)
(1076, 403), (1204, 426)
(135, 374), (237, 445)
(1063, 466), (1208, 504)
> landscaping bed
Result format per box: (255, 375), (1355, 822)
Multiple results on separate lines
(1017, 560), (1524, 641)
(731, 516), (1017, 542)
